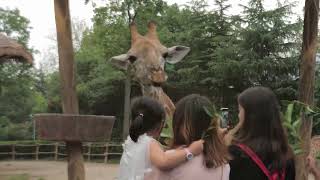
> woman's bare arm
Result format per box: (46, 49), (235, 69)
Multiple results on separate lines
(223, 121), (242, 145)
(149, 140), (203, 170)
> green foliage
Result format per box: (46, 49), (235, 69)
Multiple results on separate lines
(0, 8), (47, 140)
(0, 8), (31, 46)
(8, 174), (30, 180)
(0, 116), (9, 140)
(45, 72), (62, 113)
(31, 92), (48, 113)
(208, 0), (301, 107)
(0, 120), (33, 141)
(7, 122), (33, 140)
(5, 174), (45, 180)
(0, 63), (33, 122)
(239, 1), (302, 88)
(282, 100), (320, 155)
(160, 118), (173, 139)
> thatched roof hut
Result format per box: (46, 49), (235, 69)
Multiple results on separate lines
(0, 33), (33, 64)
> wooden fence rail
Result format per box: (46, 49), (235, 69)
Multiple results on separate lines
(0, 142), (123, 163)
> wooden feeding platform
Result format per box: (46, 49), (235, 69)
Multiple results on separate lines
(35, 114), (115, 142)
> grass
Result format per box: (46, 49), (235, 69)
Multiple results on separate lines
(5, 174), (45, 180)
(107, 158), (120, 164)
(7, 174), (29, 180)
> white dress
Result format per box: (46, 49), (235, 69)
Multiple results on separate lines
(117, 134), (155, 180)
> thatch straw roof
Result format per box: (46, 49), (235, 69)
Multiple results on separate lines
(0, 33), (33, 64)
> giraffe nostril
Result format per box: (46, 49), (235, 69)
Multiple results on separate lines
(128, 55), (137, 63)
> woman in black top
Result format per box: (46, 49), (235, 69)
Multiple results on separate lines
(228, 87), (295, 180)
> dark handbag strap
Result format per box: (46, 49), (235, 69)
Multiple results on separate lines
(236, 144), (285, 180)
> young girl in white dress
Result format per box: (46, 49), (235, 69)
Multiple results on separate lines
(118, 96), (203, 180)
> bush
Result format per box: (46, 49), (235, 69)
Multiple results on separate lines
(7, 122), (33, 140)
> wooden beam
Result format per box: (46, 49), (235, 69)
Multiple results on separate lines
(53, 0), (84, 180)
(35, 114), (115, 141)
(54, 0), (78, 114)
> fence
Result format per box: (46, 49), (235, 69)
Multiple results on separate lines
(0, 142), (123, 163)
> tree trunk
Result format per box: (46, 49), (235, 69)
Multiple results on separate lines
(123, 74), (131, 140)
(296, 0), (319, 179)
(54, 1), (85, 180)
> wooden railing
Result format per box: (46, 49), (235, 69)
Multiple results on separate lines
(0, 142), (122, 163)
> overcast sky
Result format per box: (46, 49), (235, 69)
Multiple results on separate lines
(0, 0), (304, 67)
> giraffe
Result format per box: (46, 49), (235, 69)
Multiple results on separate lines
(110, 21), (190, 118)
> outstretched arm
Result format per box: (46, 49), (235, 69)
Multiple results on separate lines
(223, 123), (242, 145)
(149, 140), (203, 170)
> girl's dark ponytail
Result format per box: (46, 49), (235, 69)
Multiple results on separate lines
(128, 97), (165, 143)
(129, 114), (144, 142)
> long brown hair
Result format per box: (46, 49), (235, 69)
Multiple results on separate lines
(235, 87), (292, 171)
(172, 94), (229, 168)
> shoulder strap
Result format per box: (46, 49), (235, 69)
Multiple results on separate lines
(236, 143), (273, 179)
(236, 144), (286, 180)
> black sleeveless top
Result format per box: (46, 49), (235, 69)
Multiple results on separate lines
(229, 145), (295, 180)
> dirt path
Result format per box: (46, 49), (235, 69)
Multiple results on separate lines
(0, 161), (119, 180)
(1, 161), (317, 180)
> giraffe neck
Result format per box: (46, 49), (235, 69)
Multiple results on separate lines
(142, 85), (175, 119)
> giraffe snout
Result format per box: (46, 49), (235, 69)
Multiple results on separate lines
(149, 69), (167, 87)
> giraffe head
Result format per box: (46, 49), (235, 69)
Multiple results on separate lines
(110, 21), (190, 88)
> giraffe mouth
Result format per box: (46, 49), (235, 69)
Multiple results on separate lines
(152, 82), (162, 87)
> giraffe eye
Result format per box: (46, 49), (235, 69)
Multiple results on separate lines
(162, 52), (169, 59)
(128, 55), (137, 63)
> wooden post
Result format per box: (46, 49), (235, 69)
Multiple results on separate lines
(35, 144), (39, 160)
(296, 0), (319, 179)
(87, 143), (91, 162)
(104, 143), (109, 163)
(11, 144), (15, 160)
(123, 74), (131, 140)
(54, 0), (84, 180)
(54, 143), (58, 161)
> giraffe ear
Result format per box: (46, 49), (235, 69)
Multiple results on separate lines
(109, 54), (129, 70)
(166, 46), (190, 64)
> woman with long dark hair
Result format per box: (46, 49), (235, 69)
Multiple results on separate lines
(148, 94), (230, 180)
(229, 86), (295, 180)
